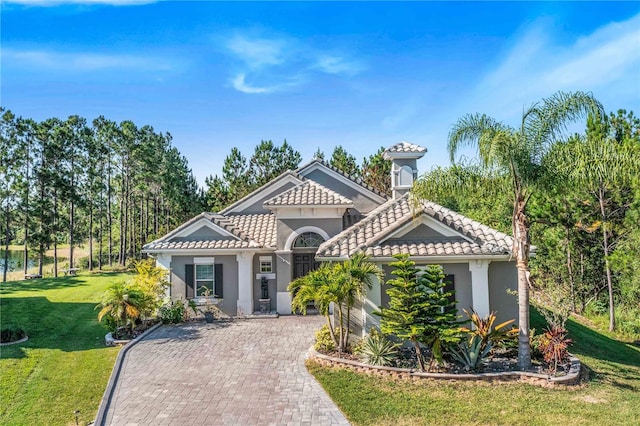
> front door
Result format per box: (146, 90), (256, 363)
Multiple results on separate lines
(293, 253), (320, 279)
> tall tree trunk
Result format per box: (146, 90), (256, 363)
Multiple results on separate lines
(513, 191), (531, 370)
(23, 142), (30, 275)
(88, 203), (93, 271)
(107, 164), (113, 267)
(53, 190), (58, 278)
(3, 203), (9, 283)
(598, 186), (615, 331)
(98, 188), (103, 270)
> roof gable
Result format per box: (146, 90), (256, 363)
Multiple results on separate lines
(219, 171), (303, 215)
(263, 180), (354, 208)
(297, 159), (388, 202)
(316, 194), (515, 259)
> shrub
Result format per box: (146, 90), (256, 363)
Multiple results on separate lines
(449, 335), (492, 371)
(536, 326), (572, 374)
(159, 300), (186, 324)
(356, 329), (399, 367)
(314, 324), (336, 353)
(0, 326), (26, 343)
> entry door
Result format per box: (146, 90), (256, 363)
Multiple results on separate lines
(293, 253), (320, 279)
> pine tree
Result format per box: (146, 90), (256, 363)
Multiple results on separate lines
(329, 145), (359, 177)
(361, 147), (391, 196)
(376, 254), (458, 371)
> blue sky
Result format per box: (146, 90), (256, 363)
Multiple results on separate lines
(2, 1), (639, 186)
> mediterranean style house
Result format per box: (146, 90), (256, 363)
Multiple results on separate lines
(142, 142), (519, 332)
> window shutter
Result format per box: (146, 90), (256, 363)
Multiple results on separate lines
(214, 264), (223, 298)
(185, 264), (194, 298)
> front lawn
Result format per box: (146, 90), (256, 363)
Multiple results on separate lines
(308, 309), (640, 425)
(0, 272), (132, 426)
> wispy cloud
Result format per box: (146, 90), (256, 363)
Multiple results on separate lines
(3, 48), (174, 72)
(3, 0), (157, 5)
(466, 12), (640, 120)
(221, 32), (366, 94)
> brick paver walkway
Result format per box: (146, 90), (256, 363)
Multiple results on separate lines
(101, 316), (349, 425)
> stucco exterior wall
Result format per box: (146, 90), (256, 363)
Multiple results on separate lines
(488, 261), (519, 325)
(170, 225), (235, 242)
(277, 218), (343, 250)
(169, 254), (239, 317)
(234, 181), (298, 214)
(301, 168), (382, 214)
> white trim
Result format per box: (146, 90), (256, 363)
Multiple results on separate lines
(297, 161), (387, 203)
(256, 273), (276, 280)
(221, 173), (302, 214)
(316, 254), (512, 263)
(237, 252), (254, 316)
(270, 207), (346, 219)
(284, 226), (331, 251)
(142, 248), (264, 256)
(194, 256), (215, 264)
(173, 218), (239, 240)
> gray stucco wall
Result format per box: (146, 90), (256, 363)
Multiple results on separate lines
(171, 225), (235, 242)
(302, 168), (382, 214)
(276, 252), (292, 293)
(253, 252), (277, 312)
(169, 254), (239, 317)
(488, 261), (519, 325)
(277, 218), (343, 250)
(388, 224), (444, 240)
(233, 181), (298, 214)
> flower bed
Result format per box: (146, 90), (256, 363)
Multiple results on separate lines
(308, 346), (582, 387)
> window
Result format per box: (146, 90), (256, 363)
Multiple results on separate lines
(293, 232), (325, 248)
(195, 264), (214, 296)
(395, 165), (415, 187)
(260, 256), (273, 273)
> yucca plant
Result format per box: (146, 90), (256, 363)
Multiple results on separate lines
(449, 335), (492, 371)
(537, 326), (572, 374)
(357, 329), (399, 367)
(460, 308), (517, 353)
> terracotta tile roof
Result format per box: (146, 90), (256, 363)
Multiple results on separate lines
(384, 141), (427, 154)
(316, 194), (515, 258)
(263, 181), (353, 207)
(227, 213), (277, 248)
(364, 239), (504, 257)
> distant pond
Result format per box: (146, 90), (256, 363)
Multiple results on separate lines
(0, 249), (53, 274)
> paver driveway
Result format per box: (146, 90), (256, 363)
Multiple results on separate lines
(100, 316), (349, 425)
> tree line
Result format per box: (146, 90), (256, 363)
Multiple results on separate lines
(0, 108), (203, 280)
(416, 101), (640, 344)
(203, 142), (392, 212)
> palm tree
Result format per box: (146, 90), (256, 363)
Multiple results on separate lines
(97, 281), (145, 335)
(289, 253), (382, 353)
(415, 91), (603, 369)
(335, 253), (383, 349)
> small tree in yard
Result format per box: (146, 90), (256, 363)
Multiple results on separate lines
(97, 281), (145, 337)
(376, 254), (459, 371)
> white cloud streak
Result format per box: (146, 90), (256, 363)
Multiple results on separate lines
(3, 48), (174, 72)
(221, 32), (365, 95)
(467, 13), (640, 120)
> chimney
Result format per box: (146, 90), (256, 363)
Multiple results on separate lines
(383, 141), (427, 199)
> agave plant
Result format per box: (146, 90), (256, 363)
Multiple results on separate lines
(357, 329), (399, 367)
(460, 308), (517, 353)
(449, 335), (492, 371)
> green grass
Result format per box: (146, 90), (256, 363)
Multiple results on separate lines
(308, 309), (640, 425)
(0, 272), (132, 426)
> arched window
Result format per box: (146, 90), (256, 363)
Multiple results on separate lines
(397, 165), (414, 187)
(293, 232), (325, 248)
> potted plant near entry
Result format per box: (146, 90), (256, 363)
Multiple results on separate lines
(198, 286), (221, 323)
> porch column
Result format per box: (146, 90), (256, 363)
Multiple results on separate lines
(469, 259), (491, 318)
(237, 252), (254, 316)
